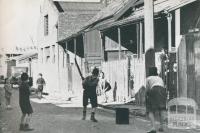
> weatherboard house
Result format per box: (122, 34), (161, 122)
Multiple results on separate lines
(58, 0), (200, 105)
(36, 0), (106, 97)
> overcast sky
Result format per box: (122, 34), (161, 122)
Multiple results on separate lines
(0, 0), (101, 52)
(0, 0), (43, 51)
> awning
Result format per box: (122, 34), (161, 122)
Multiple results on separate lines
(97, 0), (198, 30)
(57, 0), (197, 43)
(15, 53), (38, 61)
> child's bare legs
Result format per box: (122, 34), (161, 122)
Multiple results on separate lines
(148, 112), (156, 131)
(91, 107), (97, 122)
(19, 114), (26, 130)
(20, 114), (33, 130)
(82, 106), (87, 120)
(25, 114), (32, 129)
(25, 114), (32, 125)
(91, 107), (96, 113)
(5, 97), (11, 109)
(5, 97), (8, 106)
(20, 114), (26, 125)
(159, 110), (166, 131)
(104, 92), (108, 103)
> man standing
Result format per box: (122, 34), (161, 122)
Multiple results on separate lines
(82, 67), (99, 122)
(36, 73), (46, 99)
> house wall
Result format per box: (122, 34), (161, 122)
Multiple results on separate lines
(130, 55), (145, 95)
(16, 58), (39, 89)
(176, 1), (200, 100)
(0, 54), (7, 78)
(58, 42), (85, 98)
(183, 32), (200, 107)
(37, 0), (60, 94)
(193, 34), (200, 107)
(7, 60), (16, 78)
(84, 30), (102, 70)
(104, 26), (137, 61)
(102, 59), (129, 102)
(177, 37), (187, 97)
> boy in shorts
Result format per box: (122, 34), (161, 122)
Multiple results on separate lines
(36, 73), (46, 99)
(82, 67), (99, 122)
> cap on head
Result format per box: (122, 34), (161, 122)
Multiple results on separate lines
(21, 73), (29, 81)
(92, 67), (99, 76)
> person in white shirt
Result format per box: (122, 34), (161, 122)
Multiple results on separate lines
(145, 67), (167, 133)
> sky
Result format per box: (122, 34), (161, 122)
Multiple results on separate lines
(0, 0), (42, 51)
(0, 0), (101, 52)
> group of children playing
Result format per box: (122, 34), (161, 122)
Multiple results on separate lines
(1, 73), (46, 109)
(0, 73), (46, 131)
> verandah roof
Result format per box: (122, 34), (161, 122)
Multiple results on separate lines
(58, 0), (143, 43)
(96, 0), (198, 30)
(58, 0), (197, 43)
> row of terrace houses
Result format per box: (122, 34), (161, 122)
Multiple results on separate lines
(36, 0), (107, 97)
(37, 0), (200, 105)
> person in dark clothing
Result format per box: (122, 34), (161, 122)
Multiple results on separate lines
(19, 73), (33, 131)
(82, 67), (99, 122)
(36, 73), (46, 99)
(145, 67), (167, 133)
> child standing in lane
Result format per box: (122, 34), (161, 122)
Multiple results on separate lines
(19, 73), (33, 131)
(36, 73), (46, 99)
(4, 77), (12, 109)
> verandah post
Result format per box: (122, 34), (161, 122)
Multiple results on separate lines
(118, 27), (121, 60)
(144, 0), (155, 77)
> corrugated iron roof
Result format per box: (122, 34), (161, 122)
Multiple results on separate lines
(15, 53), (38, 61)
(57, 0), (142, 42)
(97, 0), (198, 30)
(83, 0), (135, 29)
(58, 11), (99, 41)
(58, 0), (198, 42)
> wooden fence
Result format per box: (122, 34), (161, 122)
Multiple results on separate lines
(102, 55), (146, 104)
(102, 59), (128, 102)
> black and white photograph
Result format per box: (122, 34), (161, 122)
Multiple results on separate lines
(0, 0), (200, 133)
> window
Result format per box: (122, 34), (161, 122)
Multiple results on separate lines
(44, 47), (50, 63)
(41, 48), (43, 63)
(44, 15), (49, 35)
(63, 50), (65, 68)
(180, 1), (200, 34)
(52, 45), (55, 63)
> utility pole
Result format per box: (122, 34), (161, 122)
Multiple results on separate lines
(144, 0), (155, 77)
(144, 0), (154, 51)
